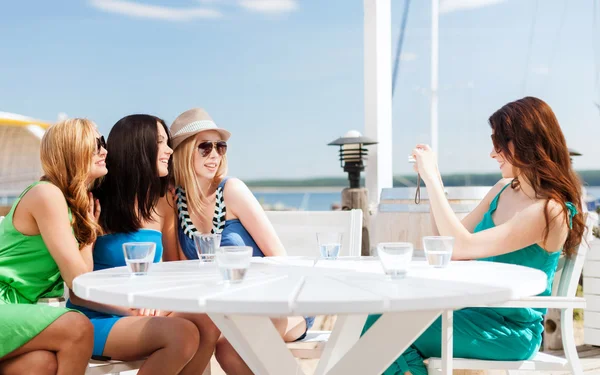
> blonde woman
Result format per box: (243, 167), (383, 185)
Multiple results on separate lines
(167, 108), (314, 374)
(0, 119), (102, 374)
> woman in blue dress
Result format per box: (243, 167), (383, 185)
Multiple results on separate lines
(68, 114), (220, 375)
(363, 96), (586, 375)
(168, 108), (315, 374)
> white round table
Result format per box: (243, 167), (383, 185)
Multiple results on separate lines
(73, 257), (547, 375)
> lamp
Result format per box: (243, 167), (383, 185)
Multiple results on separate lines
(328, 130), (377, 189)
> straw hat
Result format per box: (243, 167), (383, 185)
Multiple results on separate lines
(170, 108), (231, 149)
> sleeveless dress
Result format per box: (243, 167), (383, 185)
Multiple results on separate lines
(67, 229), (163, 356)
(176, 177), (264, 258)
(176, 177), (315, 335)
(361, 182), (578, 375)
(0, 181), (74, 357)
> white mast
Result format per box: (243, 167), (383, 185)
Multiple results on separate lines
(431, 0), (439, 155)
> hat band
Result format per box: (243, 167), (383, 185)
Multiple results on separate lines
(173, 120), (217, 137)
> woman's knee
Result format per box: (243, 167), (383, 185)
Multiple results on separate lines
(214, 338), (239, 367)
(58, 312), (94, 347)
(165, 318), (200, 360)
(199, 319), (221, 345)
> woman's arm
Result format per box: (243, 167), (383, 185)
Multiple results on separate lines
(25, 184), (93, 289)
(224, 178), (286, 256)
(69, 292), (137, 316)
(414, 145), (568, 259)
(159, 195), (181, 261)
(428, 176), (505, 235)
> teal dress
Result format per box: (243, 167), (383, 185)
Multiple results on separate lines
(362, 183), (578, 375)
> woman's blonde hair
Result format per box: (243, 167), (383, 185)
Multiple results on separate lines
(173, 135), (228, 220)
(40, 118), (102, 247)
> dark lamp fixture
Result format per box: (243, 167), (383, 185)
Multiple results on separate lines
(328, 130), (377, 189)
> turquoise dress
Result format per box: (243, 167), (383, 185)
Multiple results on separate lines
(362, 183), (577, 375)
(67, 229), (163, 357)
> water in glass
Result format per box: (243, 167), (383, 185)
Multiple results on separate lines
(216, 246), (252, 283)
(123, 242), (156, 276)
(377, 242), (413, 279)
(193, 233), (221, 263)
(422, 236), (454, 268)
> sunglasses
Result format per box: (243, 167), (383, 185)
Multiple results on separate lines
(94, 136), (107, 155)
(197, 140), (227, 157)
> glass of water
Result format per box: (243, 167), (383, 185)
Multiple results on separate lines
(123, 242), (156, 276)
(317, 232), (343, 260)
(216, 246), (252, 283)
(377, 242), (413, 279)
(193, 233), (221, 263)
(422, 236), (454, 268)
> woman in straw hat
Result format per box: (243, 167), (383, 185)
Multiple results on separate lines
(0, 118), (99, 374)
(168, 108), (315, 374)
(68, 114), (220, 375)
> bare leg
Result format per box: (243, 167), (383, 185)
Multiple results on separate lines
(0, 312), (93, 375)
(215, 317), (306, 375)
(168, 312), (221, 375)
(102, 316), (199, 375)
(0, 350), (57, 375)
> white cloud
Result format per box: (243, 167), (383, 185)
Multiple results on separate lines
(238, 0), (298, 14)
(532, 64), (550, 75)
(439, 0), (506, 14)
(399, 52), (417, 62)
(89, 0), (222, 21)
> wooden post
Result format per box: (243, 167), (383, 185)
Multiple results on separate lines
(342, 188), (370, 256)
(544, 309), (562, 350)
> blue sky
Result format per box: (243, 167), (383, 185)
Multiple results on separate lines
(1, 0), (599, 180)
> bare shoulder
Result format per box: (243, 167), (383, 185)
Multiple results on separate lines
(481, 178), (512, 203)
(545, 199), (568, 224)
(156, 194), (175, 216)
(223, 178), (250, 198)
(25, 183), (67, 209)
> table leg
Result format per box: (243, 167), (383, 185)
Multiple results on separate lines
(208, 314), (305, 375)
(441, 310), (453, 375)
(314, 314), (368, 375)
(327, 310), (441, 375)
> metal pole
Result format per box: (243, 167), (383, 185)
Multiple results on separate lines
(431, 0), (439, 155)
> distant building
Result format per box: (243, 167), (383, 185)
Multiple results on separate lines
(0, 112), (51, 215)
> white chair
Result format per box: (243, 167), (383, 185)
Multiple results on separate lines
(265, 209), (363, 257)
(428, 213), (593, 375)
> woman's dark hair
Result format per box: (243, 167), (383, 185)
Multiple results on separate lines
(95, 114), (173, 233)
(489, 96), (584, 257)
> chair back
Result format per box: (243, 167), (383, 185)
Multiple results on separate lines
(265, 210), (362, 257)
(555, 212), (594, 298)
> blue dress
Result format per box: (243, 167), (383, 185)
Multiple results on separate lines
(67, 229), (163, 356)
(175, 177), (315, 335)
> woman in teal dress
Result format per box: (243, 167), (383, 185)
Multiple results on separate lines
(0, 118), (106, 374)
(363, 96), (586, 375)
(68, 114), (218, 375)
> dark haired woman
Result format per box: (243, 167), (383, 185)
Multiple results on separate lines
(67, 115), (219, 375)
(362, 97), (586, 375)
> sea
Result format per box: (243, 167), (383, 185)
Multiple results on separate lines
(250, 187), (600, 211)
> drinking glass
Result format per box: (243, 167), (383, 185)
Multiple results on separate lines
(316, 232), (343, 260)
(216, 246), (252, 283)
(422, 236), (454, 268)
(193, 233), (221, 263)
(123, 242), (156, 276)
(377, 242), (413, 279)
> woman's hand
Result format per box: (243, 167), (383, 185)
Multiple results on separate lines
(411, 144), (441, 185)
(88, 192), (101, 224)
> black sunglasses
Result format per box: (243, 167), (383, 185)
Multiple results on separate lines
(95, 136), (106, 155)
(197, 140), (227, 157)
